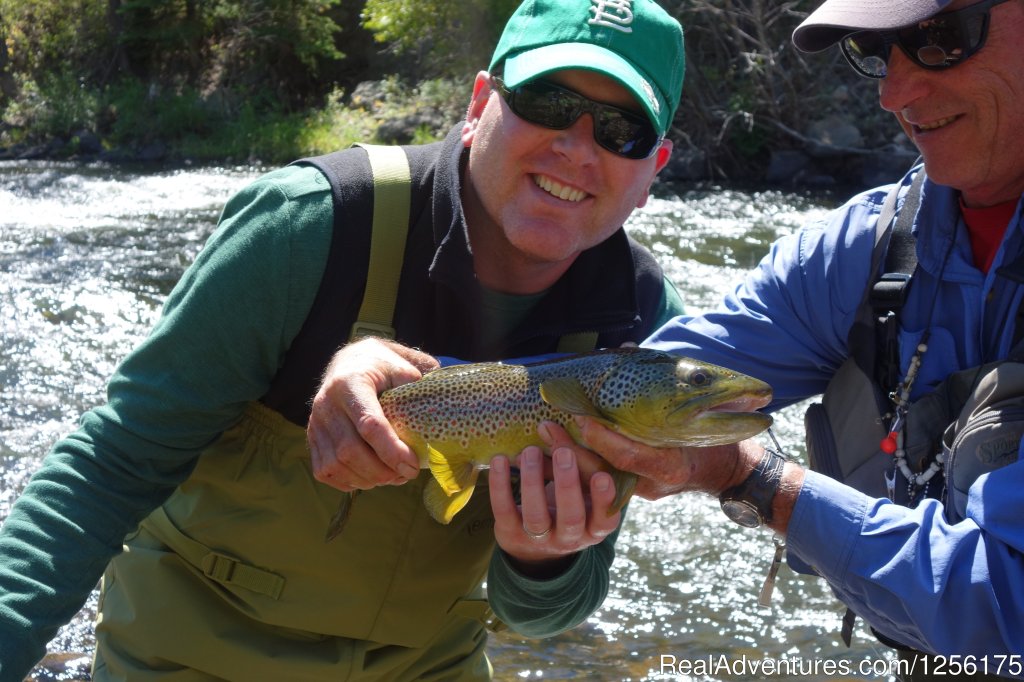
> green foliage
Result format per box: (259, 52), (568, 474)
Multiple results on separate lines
(3, 71), (99, 138)
(363, 0), (520, 75)
(114, 0), (343, 98)
(105, 80), (217, 143)
(0, 0), (111, 80)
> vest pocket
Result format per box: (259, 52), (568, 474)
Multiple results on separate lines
(943, 406), (1024, 524)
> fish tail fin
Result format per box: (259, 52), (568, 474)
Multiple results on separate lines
(427, 443), (476, 495)
(325, 490), (360, 542)
(423, 475), (478, 524)
(609, 469), (637, 516)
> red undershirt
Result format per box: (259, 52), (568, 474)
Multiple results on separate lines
(959, 197), (1019, 273)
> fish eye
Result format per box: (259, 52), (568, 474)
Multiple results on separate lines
(685, 368), (710, 387)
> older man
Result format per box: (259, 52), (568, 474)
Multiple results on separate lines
(570, 0), (1024, 673)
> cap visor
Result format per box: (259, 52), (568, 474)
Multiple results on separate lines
(793, 0), (950, 51)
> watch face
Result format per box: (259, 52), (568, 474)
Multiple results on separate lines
(721, 499), (763, 528)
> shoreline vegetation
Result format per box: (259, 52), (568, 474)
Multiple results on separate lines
(1, 0), (918, 189)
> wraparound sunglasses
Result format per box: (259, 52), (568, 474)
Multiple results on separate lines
(493, 76), (663, 160)
(840, 0), (1012, 78)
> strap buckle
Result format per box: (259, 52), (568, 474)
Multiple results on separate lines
(870, 272), (913, 310)
(350, 321), (397, 340)
(200, 552), (285, 599)
(448, 598), (508, 633)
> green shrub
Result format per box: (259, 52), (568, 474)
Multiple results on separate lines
(3, 71), (99, 139)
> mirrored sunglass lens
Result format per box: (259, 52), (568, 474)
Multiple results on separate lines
(843, 32), (890, 76)
(900, 18), (961, 65)
(514, 82), (581, 128)
(597, 111), (656, 158)
(899, 9), (988, 67)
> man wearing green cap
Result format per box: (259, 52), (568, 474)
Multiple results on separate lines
(0, 0), (686, 680)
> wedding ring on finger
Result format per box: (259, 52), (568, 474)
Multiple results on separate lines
(524, 524), (551, 540)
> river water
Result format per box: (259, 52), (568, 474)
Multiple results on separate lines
(1, 160), (898, 681)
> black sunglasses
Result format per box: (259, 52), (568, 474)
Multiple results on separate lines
(840, 0), (1012, 79)
(493, 77), (663, 160)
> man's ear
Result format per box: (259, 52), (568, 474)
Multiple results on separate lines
(461, 71), (493, 148)
(636, 138), (674, 209)
(654, 138), (673, 174)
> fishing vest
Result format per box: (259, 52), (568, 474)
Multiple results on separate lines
(803, 171), (1024, 648)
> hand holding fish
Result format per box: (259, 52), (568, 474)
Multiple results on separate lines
(307, 338), (439, 492)
(488, 432), (621, 574)
(550, 417), (746, 499)
(562, 417), (805, 532)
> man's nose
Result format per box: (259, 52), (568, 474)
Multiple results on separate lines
(551, 112), (601, 163)
(878, 47), (931, 114)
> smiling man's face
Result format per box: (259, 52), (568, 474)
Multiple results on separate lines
(460, 69), (672, 293)
(878, 0), (1024, 206)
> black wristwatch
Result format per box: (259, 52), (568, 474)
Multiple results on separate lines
(719, 449), (787, 528)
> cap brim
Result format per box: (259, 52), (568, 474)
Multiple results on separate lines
(503, 43), (670, 135)
(793, 0), (951, 52)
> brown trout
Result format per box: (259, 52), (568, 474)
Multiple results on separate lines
(326, 347), (772, 539)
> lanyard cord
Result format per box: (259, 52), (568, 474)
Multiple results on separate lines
(881, 233), (957, 500)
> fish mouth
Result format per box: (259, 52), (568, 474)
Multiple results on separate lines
(667, 388), (772, 420)
(660, 387), (773, 446)
(707, 393), (771, 414)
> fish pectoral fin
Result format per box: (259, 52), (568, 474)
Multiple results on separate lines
(423, 476), (477, 524)
(325, 490), (360, 542)
(609, 469), (637, 517)
(427, 443), (476, 496)
(539, 378), (603, 418)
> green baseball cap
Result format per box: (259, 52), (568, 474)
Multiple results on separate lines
(489, 0), (685, 136)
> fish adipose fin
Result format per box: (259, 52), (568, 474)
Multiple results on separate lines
(427, 443), (476, 496)
(539, 378), (605, 419)
(423, 477), (477, 524)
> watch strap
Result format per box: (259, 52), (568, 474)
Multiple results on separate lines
(720, 449), (787, 526)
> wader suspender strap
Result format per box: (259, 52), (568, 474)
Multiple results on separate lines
(349, 143), (413, 342)
(557, 331), (600, 353)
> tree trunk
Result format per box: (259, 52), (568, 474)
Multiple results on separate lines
(105, 0), (132, 81)
(0, 16), (18, 104)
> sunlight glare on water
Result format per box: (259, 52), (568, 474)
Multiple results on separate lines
(627, 189), (830, 314)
